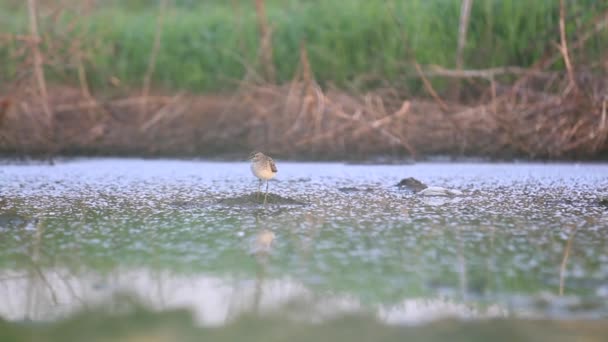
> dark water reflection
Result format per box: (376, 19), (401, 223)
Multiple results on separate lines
(0, 159), (607, 327)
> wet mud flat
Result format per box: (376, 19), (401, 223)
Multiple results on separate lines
(0, 158), (607, 337)
(216, 193), (307, 207)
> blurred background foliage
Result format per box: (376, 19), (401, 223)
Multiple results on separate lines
(1, 0), (606, 94)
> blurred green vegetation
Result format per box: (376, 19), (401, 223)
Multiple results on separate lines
(0, 0), (606, 93)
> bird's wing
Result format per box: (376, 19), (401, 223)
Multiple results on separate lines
(270, 160), (278, 173)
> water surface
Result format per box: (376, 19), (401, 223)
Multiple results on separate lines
(1, 159), (607, 329)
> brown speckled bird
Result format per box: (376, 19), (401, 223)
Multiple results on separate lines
(248, 152), (277, 204)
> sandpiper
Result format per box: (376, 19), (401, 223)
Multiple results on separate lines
(248, 152), (277, 204)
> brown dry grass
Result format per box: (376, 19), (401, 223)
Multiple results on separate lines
(1, 0), (607, 160)
(1, 66), (606, 160)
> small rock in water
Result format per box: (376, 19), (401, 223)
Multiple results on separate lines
(396, 177), (428, 192)
(397, 177), (463, 197)
(599, 195), (608, 208)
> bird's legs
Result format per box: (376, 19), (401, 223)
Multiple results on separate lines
(256, 179), (262, 199)
(263, 180), (269, 205)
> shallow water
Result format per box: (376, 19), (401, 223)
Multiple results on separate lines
(0, 158), (607, 330)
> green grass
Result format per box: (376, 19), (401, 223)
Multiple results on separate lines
(0, 0), (606, 93)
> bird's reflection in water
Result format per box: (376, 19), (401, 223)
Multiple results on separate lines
(252, 229), (275, 313)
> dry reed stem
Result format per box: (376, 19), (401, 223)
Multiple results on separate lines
(544, 10), (608, 72)
(424, 65), (553, 80)
(415, 62), (448, 111)
(52, 96), (172, 112)
(456, 0), (473, 71)
(351, 101), (410, 139)
(0, 99), (10, 124)
(255, 0), (275, 83)
(27, 0), (53, 132)
(593, 100), (608, 152)
(142, 0), (168, 115)
(75, 48), (108, 123)
(140, 93), (185, 132)
(450, 0), (473, 100)
(558, 0), (579, 96)
(559, 227), (577, 296)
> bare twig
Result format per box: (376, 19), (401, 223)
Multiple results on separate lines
(592, 99), (608, 151)
(76, 56), (92, 101)
(351, 101), (410, 139)
(414, 62), (448, 111)
(254, 0), (275, 83)
(0, 98), (11, 125)
(140, 93), (185, 132)
(423, 65), (553, 80)
(451, 0), (473, 100)
(27, 0), (53, 131)
(545, 9), (608, 70)
(142, 0), (168, 115)
(323, 100), (414, 153)
(456, 0), (473, 71)
(559, 227), (577, 296)
(296, 100), (412, 150)
(52, 96), (172, 113)
(601, 100), (607, 133)
(558, 0), (579, 95)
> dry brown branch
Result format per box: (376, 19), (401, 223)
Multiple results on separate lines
(75, 57), (116, 123)
(300, 41), (314, 92)
(53, 96), (172, 112)
(351, 101), (410, 139)
(450, 0), (473, 100)
(489, 76), (498, 115)
(74, 43), (108, 122)
(322, 100), (410, 151)
(294, 113), (357, 146)
(414, 63), (448, 111)
(546, 10), (608, 69)
(27, 0), (53, 130)
(559, 227), (577, 296)
(601, 100), (607, 133)
(594, 99), (608, 151)
(424, 65), (553, 80)
(295, 100), (412, 152)
(255, 0), (275, 83)
(142, 0), (168, 115)
(284, 43), (325, 140)
(140, 93), (186, 132)
(456, 0), (473, 71)
(0, 99), (11, 124)
(76, 57), (92, 101)
(558, 0), (579, 95)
